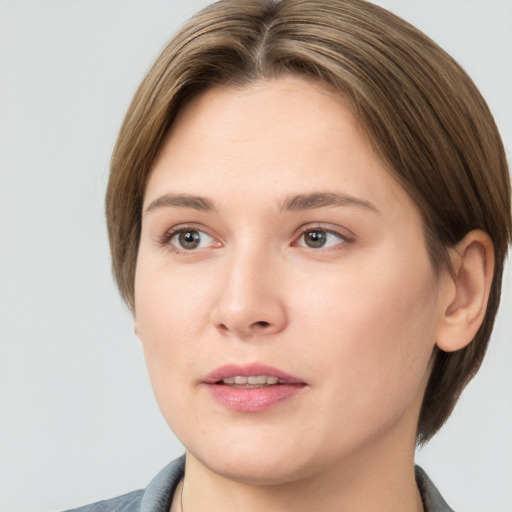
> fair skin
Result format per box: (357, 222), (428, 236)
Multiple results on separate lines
(134, 76), (493, 512)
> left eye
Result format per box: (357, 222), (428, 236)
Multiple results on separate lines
(295, 229), (344, 249)
(169, 229), (216, 250)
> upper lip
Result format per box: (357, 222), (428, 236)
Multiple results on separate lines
(203, 363), (305, 384)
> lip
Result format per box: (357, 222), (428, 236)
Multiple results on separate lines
(203, 363), (305, 384)
(202, 363), (307, 412)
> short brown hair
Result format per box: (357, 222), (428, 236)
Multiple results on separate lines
(106, 0), (511, 443)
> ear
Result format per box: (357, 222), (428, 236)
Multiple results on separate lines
(436, 230), (494, 353)
(134, 324), (140, 337)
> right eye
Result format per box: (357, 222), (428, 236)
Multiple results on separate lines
(168, 229), (217, 251)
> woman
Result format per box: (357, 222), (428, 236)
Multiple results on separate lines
(67, 0), (511, 511)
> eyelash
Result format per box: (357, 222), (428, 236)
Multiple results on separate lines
(158, 224), (355, 253)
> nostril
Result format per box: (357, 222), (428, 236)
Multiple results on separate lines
(252, 321), (270, 329)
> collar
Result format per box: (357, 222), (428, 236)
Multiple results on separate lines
(140, 457), (454, 512)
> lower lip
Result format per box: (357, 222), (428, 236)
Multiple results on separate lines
(205, 383), (305, 412)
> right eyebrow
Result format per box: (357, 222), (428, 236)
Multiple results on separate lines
(144, 194), (215, 214)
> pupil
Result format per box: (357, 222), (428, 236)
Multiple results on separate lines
(179, 230), (200, 249)
(305, 230), (326, 248)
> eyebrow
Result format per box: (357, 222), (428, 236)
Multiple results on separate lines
(145, 194), (215, 214)
(144, 191), (379, 215)
(281, 192), (380, 213)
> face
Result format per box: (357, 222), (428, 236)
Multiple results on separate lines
(135, 76), (447, 485)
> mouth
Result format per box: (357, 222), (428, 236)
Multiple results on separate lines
(203, 364), (306, 412)
(218, 375), (287, 388)
(203, 363), (305, 386)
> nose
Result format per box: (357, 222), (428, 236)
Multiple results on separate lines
(210, 249), (287, 339)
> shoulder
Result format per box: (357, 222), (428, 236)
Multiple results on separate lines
(415, 466), (455, 512)
(62, 456), (186, 512)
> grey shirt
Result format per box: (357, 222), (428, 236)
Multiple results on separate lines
(64, 456), (454, 512)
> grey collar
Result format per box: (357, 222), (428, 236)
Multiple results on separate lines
(140, 457), (454, 512)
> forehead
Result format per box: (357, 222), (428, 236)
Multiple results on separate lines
(145, 76), (415, 224)
(155, 76), (364, 162)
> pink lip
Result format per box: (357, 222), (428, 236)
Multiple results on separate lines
(202, 363), (306, 412)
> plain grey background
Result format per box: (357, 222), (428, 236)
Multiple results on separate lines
(0, 1), (510, 511)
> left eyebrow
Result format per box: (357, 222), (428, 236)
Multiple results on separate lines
(281, 192), (380, 214)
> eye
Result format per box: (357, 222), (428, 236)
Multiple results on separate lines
(295, 228), (346, 249)
(168, 228), (217, 251)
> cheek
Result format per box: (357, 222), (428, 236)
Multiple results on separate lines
(133, 262), (214, 386)
(135, 257), (213, 334)
(294, 256), (439, 416)
(134, 267), (214, 433)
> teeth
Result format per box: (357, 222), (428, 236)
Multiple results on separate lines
(248, 376), (267, 385)
(221, 375), (282, 386)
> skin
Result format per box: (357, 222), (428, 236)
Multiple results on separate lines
(134, 76), (460, 512)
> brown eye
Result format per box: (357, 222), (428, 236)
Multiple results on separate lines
(178, 230), (201, 249)
(169, 229), (216, 251)
(295, 228), (346, 249)
(304, 230), (328, 248)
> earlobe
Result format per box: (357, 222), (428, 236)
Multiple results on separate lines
(134, 324), (140, 337)
(436, 230), (494, 353)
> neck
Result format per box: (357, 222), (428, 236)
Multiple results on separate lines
(178, 433), (424, 512)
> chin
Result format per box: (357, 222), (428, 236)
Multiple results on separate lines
(195, 449), (314, 486)
(183, 431), (321, 486)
